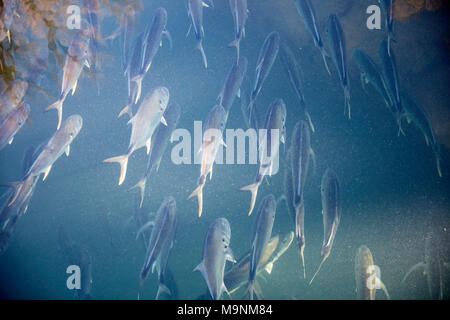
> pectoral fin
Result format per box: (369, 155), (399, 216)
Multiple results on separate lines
(146, 138), (151, 155)
(43, 165), (52, 181)
(65, 145), (70, 157)
(71, 80), (78, 96)
(8, 137), (14, 145)
(264, 262), (274, 274)
(402, 262), (426, 283)
(160, 116), (168, 126)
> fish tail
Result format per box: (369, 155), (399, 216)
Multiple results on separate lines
(103, 154), (129, 186)
(2, 181), (25, 207)
(244, 279), (263, 300)
(319, 46), (331, 75)
(240, 182), (259, 216)
(129, 177), (147, 208)
(309, 257), (326, 286)
(155, 282), (171, 300)
(196, 40), (208, 69)
(228, 38), (240, 60)
(436, 154), (442, 178)
(45, 99), (64, 130)
(134, 77), (143, 104)
(118, 103), (133, 119)
(188, 183), (204, 217)
(137, 279), (144, 300)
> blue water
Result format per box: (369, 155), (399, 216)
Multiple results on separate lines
(0, 0), (449, 300)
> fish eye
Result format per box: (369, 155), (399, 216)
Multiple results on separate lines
(18, 121), (23, 126)
(70, 133), (74, 137)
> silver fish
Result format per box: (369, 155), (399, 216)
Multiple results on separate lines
(138, 196), (177, 300)
(131, 102), (181, 208)
(293, 0), (330, 74)
(352, 48), (391, 109)
(187, 0), (211, 69)
(241, 99), (286, 216)
(355, 245), (390, 300)
(188, 105), (227, 217)
(379, 39), (404, 135)
(121, 5), (136, 75)
(309, 168), (341, 285)
(247, 194), (277, 300)
(279, 42), (315, 132)
(8, 115), (83, 207)
(0, 102), (30, 150)
(119, 33), (145, 118)
(46, 30), (90, 130)
(402, 92), (442, 177)
(403, 232), (448, 300)
(228, 0), (248, 60)
(218, 56), (248, 118)
(104, 86), (169, 186)
(224, 232), (294, 296)
(325, 14), (351, 119)
(194, 217), (236, 300)
(290, 120), (315, 278)
(140, 7), (171, 76)
(248, 31), (280, 122)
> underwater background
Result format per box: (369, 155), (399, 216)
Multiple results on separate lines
(0, 0), (449, 300)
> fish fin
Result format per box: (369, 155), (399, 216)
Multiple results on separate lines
(43, 165), (52, 181)
(240, 182), (259, 216)
(146, 138), (152, 155)
(378, 278), (391, 300)
(8, 136), (14, 145)
(162, 30), (173, 51)
(193, 261), (206, 276)
(45, 99), (64, 130)
(245, 280), (263, 300)
(344, 86), (351, 120)
(225, 247), (236, 263)
(118, 104), (132, 119)
(188, 184), (204, 217)
(65, 145), (70, 157)
(6, 29), (11, 43)
(83, 59), (90, 69)
(237, 88), (241, 99)
(71, 80), (78, 96)
(264, 262), (274, 274)
(402, 262), (425, 283)
(134, 77), (143, 104)
(160, 115), (168, 126)
(220, 138), (227, 148)
(436, 155), (442, 178)
(320, 46), (331, 75)
(155, 283), (171, 300)
(103, 154), (129, 186)
(209, 165), (213, 180)
(305, 110), (315, 133)
(196, 40), (208, 69)
(129, 177), (147, 208)
(202, 1), (210, 8)
(135, 220), (154, 240)
(309, 257), (326, 286)
(186, 24), (192, 38)
(424, 135), (429, 146)
(3, 181), (24, 207)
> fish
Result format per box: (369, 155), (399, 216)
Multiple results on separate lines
(241, 99), (286, 216)
(194, 217), (236, 300)
(401, 92), (442, 177)
(188, 105), (227, 217)
(228, 0), (248, 60)
(140, 7), (171, 76)
(0, 102), (30, 150)
(104, 86), (169, 186)
(379, 39), (404, 135)
(402, 232), (448, 300)
(121, 5), (136, 75)
(119, 32), (145, 118)
(0, 79), (28, 118)
(355, 245), (390, 300)
(309, 168), (342, 285)
(352, 48), (391, 109)
(282, 150), (296, 224)
(83, 0), (101, 95)
(218, 56), (248, 118)
(279, 43), (314, 132)
(225, 232), (294, 296)
(290, 120), (315, 278)
(247, 194), (277, 300)
(187, 0), (211, 69)
(46, 30), (90, 130)
(293, 0), (330, 74)
(156, 268), (179, 300)
(325, 14), (351, 119)
(7, 115), (83, 207)
(131, 101), (181, 208)
(378, 0), (395, 56)
(247, 31), (280, 123)
(138, 196), (177, 300)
